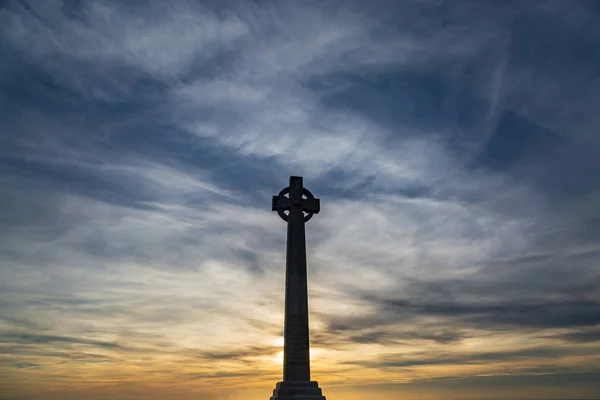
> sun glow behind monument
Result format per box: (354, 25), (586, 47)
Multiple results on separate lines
(272, 337), (324, 366)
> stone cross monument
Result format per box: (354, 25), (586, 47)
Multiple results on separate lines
(269, 176), (326, 400)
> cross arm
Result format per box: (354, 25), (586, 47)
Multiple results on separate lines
(302, 198), (320, 214)
(272, 196), (320, 214)
(272, 195), (291, 212)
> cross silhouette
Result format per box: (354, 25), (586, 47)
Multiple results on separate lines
(269, 176), (325, 394)
(272, 176), (320, 222)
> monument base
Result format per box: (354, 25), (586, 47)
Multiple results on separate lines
(269, 381), (326, 400)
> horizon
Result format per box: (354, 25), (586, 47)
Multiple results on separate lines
(1, 1), (600, 399)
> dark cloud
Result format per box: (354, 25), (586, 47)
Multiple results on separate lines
(311, 325), (465, 349)
(556, 328), (600, 344)
(7, 362), (41, 369)
(322, 296), (600, 336)
(347, 329), (463, 345)
(317, 269), (599, 348)
(381, 298), (600, 329)
(348, 345), (594, 369)
(347, 330), (398, 345)
(199, 345), (279, 361)
(183, 371), (258, 381)
(0, 332), (121, 349)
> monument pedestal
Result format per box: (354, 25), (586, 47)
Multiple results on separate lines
(270, 381), (326, 400)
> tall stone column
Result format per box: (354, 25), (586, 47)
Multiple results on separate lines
(270, 176), (326, 400)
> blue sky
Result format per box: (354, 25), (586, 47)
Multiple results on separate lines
(1, 1), (600, 399)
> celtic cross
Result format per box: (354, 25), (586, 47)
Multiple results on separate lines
(269, 176), (326, 399)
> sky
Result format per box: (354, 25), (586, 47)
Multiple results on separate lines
(1, 0), (600, 399)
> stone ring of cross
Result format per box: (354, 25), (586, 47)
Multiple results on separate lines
(273, 186), (318, 223)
